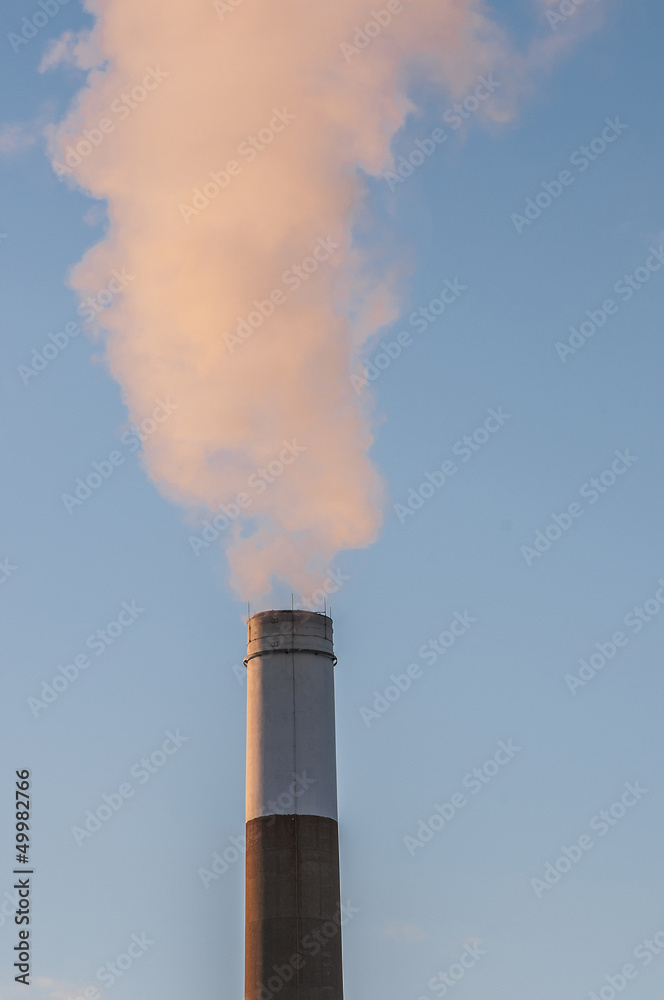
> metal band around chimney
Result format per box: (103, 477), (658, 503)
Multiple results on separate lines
(243, 647), (337, 666)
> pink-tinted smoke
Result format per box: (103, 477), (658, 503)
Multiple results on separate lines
(45, 0), (606, 599)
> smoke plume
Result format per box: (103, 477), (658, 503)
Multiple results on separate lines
(46, 0), (605, 599)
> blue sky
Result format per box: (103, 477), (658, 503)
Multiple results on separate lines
(2, 1), (664, 999)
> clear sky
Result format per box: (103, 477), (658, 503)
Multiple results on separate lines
(2, 2), (664, 1000)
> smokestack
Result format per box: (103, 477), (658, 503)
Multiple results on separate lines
(244, 609), (343, 999)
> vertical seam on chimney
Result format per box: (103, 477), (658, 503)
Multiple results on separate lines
(290, 612), (301, 998)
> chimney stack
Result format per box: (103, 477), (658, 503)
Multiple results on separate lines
(244, 609), (344, 1000)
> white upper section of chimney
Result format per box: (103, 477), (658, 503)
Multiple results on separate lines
(245, 610), (338, 822)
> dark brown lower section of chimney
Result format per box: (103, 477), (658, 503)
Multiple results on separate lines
(245, 814), (344, 1000)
